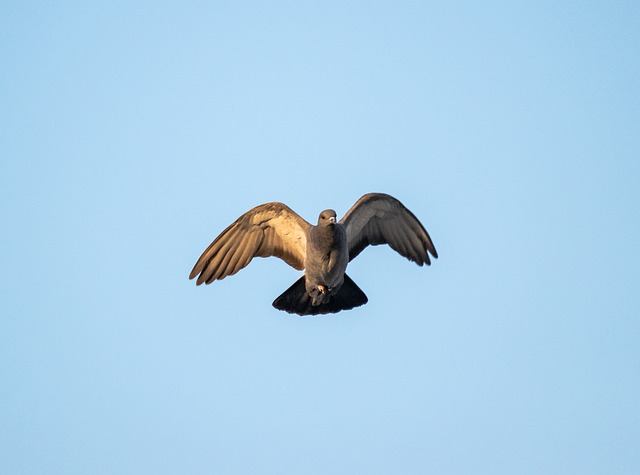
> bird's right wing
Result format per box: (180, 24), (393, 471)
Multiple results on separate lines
(340, 193), (438, 265)
(189, 203), (311, 285)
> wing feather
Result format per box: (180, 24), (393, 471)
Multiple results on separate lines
(340, 193), (438, 265)
(386, 222), (408, 256)
(204, 232), (240, 281)
(190, 203), (311, 284)
(400, 219), (428, 264)
(212, 240), (241, 281)
(232, 230), (262, 275)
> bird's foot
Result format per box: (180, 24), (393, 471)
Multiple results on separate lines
(310, 285), (333, 306)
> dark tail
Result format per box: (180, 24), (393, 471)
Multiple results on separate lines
(272, 274), (368, 316)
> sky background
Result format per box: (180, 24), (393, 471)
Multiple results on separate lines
(1, 1), (639, 474)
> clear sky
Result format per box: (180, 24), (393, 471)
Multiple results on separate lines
(1, 1), (639, 474)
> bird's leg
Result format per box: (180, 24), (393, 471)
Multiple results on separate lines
(308, 284), (333, 306)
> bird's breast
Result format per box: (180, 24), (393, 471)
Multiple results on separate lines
(305, 225), (348, 286)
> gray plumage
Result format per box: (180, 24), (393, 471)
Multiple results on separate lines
(189, 193), (438, 316)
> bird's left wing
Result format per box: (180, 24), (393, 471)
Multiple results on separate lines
(340, 193), (438, 265)
(189, 202), (311, 285)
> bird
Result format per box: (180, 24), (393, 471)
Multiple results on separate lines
(189, 193), (438, 316)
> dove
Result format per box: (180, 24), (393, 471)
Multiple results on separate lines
(189, 193), (437, 315)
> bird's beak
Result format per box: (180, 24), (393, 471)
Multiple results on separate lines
(328, 217), (336, 224)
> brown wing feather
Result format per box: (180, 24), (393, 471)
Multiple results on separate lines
(340, 193), (438, 265)
(189, 203), (310, 285)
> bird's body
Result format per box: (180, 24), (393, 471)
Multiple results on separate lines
(304, 210), (348, 305)
(189, 193), (437, 316)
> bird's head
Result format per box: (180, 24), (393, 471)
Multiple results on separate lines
(318, 209), (337, 226)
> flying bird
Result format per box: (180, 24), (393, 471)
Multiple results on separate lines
(189, 193), (438, 316)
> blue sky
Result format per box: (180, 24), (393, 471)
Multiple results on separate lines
(1, 1), (639, 474)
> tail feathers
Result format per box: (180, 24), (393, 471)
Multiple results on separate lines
(272, 274), (368, 316)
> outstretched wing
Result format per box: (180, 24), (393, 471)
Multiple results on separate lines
(340, 193), (438, 265)
(189, 202), (311, 285)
